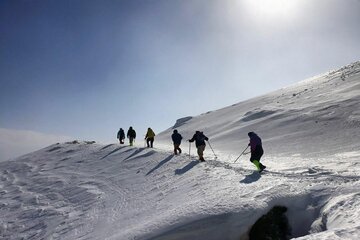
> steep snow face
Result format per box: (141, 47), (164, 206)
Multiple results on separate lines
(156, 61), (360, 158)
(1, 62), (360, 240)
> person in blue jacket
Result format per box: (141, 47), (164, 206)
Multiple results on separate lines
(117, 128), (125, 144)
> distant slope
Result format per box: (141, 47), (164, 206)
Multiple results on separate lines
(157, 61), (360, 157)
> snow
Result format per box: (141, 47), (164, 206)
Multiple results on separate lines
(1, 61), (360, 239)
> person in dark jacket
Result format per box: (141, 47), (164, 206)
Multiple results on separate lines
(117, 128), (125, 144)
(127, 127), (136, 146)
(188, 131), (209, 162)
(171, 129), (183, 155)
(248, 132), (266, 172)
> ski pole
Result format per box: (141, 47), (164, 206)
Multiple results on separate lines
(233, 145), (249, 163)
(207, 140), (217, 159)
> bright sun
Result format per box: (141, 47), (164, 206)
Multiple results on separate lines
(241, 0), (301, 20)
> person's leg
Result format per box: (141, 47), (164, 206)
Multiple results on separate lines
(174, 144), (179, 155)
(250, 153), (261, 170)
(258, 158), (266, 171)
(251, 160), (261, 170)
(150, 138), (154, 148)
(197, 145), (205, 161)
(257, 148), (266, 170)
(251, 147), (265, 171)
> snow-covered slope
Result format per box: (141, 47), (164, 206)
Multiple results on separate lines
(2, 141), (359, 240)
(1, 61), (360, 240)
(157, 61), (360, 158)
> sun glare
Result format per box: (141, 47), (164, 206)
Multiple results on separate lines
(242, 0), (301, 20)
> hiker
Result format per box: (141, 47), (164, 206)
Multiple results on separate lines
(145, 127), (155, 148)
(188, 131), (209, 162)
(117, 128), (125, 144)
(248, 132), (266, 172)
(171, 129), (183, 155)
(127, 126), (136, 146)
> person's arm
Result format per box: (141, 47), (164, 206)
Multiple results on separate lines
(188, 134), (195, 142)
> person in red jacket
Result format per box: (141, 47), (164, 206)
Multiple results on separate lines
(248, 132), (266, 172)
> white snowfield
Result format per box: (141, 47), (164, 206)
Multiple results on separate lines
(1, 61), (360, 240)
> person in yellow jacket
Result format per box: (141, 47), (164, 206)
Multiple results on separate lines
(145, 127), (156, 148)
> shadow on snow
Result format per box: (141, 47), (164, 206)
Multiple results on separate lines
(175, 161), (199, 175)
(101, 147), (124, 159)
(146, 155), (175, 176)
(240, 171), (261, 184)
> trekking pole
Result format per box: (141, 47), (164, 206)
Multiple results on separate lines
(233, 145), (249, 163)
(189, 141), (191, 160)
(207, 140), (217, 159)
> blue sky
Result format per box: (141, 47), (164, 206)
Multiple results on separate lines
(1, 0), (360, 157)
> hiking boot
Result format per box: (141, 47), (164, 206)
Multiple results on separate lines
(259, 165), (266, 173)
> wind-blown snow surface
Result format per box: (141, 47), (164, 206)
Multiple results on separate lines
(157, 61), (360, 158)
(1, 62), (360, 240)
